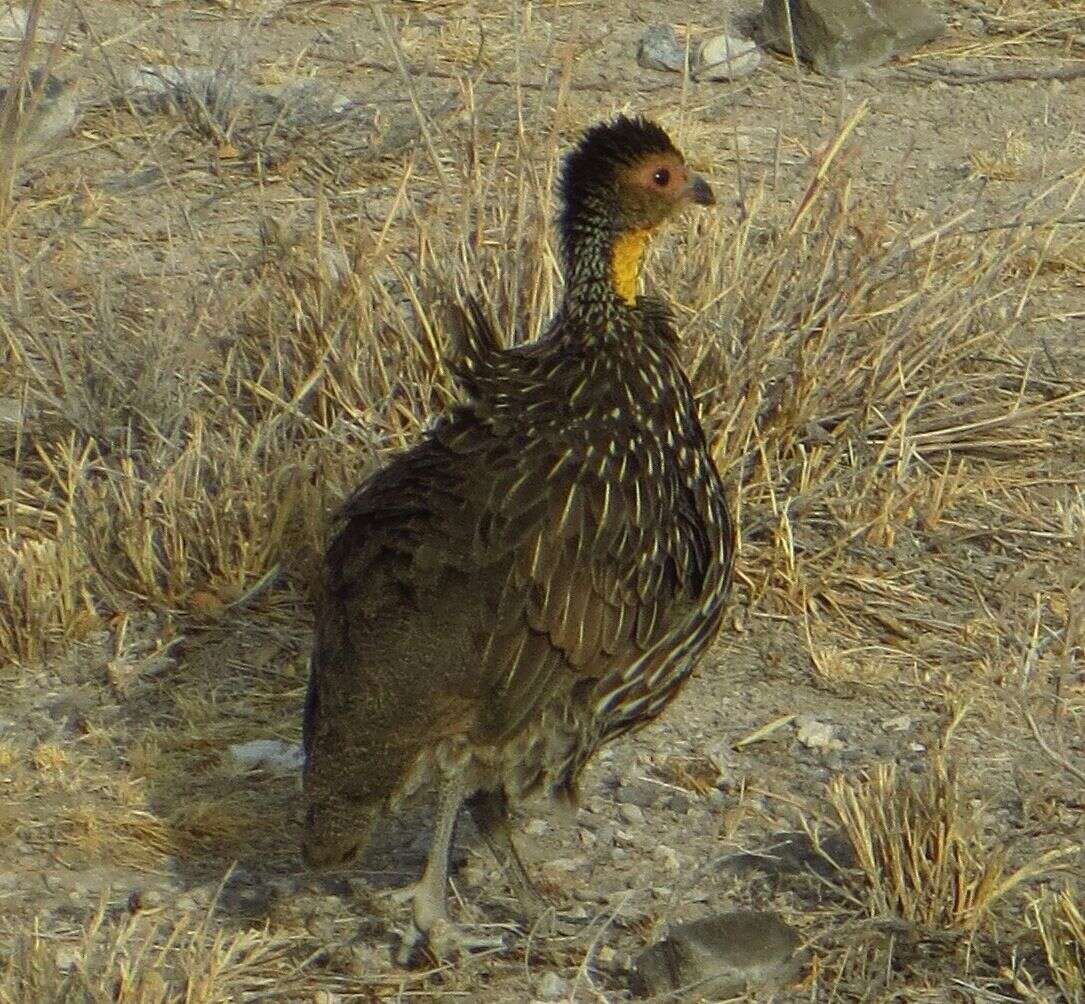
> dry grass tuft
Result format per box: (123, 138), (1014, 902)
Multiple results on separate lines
(62, 803), (175, 869)
(828, 750), (1072, 933)
(1028, 887), (1085, 1001)
(0, 901), (299, 1004)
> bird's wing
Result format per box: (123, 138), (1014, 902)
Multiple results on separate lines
(439, 411), (717, 747)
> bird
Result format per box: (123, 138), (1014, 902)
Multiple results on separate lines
(301, 114), (736, 961)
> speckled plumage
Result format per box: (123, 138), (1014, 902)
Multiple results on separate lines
(302, 115), (735, 957)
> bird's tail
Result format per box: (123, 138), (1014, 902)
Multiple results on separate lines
(443, 294), (504, 393)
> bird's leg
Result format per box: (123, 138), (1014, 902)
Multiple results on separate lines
(396, 775), (505, 964)
(467, 788), (547, 917)
(467, 789), (584, 936)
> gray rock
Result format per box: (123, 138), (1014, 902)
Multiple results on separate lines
(795, 715), (835, 750)
(652, 844), (680, 872)
(760, 0), (944, 77)
(637, 24), (688, 73)
(630, 911), (803, 1000)
(0, 8), (60, 43)
(668, 790), (693, 814)
(694, 34), (762, 81)
(0, 70), (80, 157)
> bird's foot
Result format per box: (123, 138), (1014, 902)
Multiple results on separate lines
(386, 878), (507, 966)
(395, 915), (507, 967)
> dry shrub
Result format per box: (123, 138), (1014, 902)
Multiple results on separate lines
(827, 752), (1071, 932)
(0, 902), (295, 1004)
(74, 426), (316, 614)
(0, 527), (98, 665)
(1027, 887), (1085, 1002)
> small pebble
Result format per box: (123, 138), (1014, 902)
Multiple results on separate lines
(796, 716), (835, 750)
(652, 844), (680, 872)
(55, 946), (80, 971)
(586, 795), (609, 815)
(228, 739), (304, 774)
(619, 803), (645, 825)
(617, 780), (661, 808)
(536, 972), (569, 1000)
(668, 790), (693, 814)
(882, 714), (912, 732)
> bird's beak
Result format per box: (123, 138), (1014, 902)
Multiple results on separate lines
(686, 174), (715, 206)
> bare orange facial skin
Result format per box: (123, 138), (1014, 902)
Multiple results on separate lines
(623, 152), (691, 204)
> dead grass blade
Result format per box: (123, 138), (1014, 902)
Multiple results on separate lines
(1028, 887), (1085, 1003)
(827, 751), (1074, 933)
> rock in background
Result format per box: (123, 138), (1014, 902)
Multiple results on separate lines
(638, 24), (762, 81)
(760, 0), (944, 77)
(694, 34), (762, 81)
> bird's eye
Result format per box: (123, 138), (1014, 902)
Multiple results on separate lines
(652, 168), (670, 187)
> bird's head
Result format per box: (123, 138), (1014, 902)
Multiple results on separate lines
(558, 115), (715, 304)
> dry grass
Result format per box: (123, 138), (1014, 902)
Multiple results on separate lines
(828, 750), (1071, 933)
(1028, 887), (1085, 1001)
(4, 101), (1081, 670)
(0, 900), (301, 1004)
(916, 0), (1085, 63)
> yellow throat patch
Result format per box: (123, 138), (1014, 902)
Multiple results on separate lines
(610, 228), (652, 305)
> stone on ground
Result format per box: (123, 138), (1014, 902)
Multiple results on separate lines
(629, 910), (803, 1000)
(0, 70), (80, 157)
(694, 34), (762, 81)
(637, 24), (687, 73)
(760, 0), (944, 77)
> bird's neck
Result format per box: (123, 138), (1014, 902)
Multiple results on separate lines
(561, 214), (654, 315)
